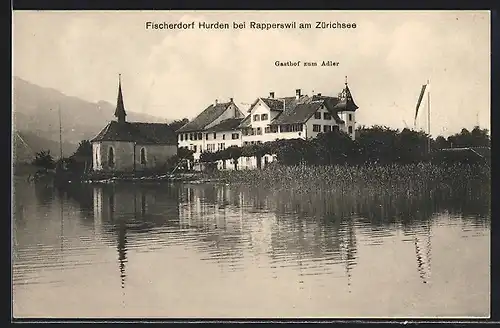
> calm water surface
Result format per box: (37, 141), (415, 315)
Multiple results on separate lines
(12, 176), (490, 318)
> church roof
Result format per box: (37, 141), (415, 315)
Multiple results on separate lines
(176, 101), (238, 133)
(91, 121), (177, 145)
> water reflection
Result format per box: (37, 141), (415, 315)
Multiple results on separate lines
(12, 177), (490, 318)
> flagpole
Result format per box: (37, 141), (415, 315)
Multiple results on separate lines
(427, 79), (431, 154)
(58, 104), (63, 160)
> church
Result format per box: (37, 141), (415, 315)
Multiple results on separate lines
(91, 75), (178, 172)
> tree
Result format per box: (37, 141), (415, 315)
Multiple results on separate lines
(66, 139), (93, 174)
(356, 126), (399, 164)
(74, 140), (92, 157)
(225, 146), (243, 170)
(433, 135), (450, 150)
(394, 128), (429, 163)
(240, 144), (264, 170)
(313, 130), (358, 165)
(470, 126), (490, 147)
(177, 147), (194, 161)
(32, 150), (55, 172)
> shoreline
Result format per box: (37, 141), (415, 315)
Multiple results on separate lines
(61, 162), (490, 187)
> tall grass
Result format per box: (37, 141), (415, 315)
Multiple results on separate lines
(206, 163), (491, 228)
(208, 163), (490, 197)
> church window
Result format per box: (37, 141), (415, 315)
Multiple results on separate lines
(108, 146), (115, 167)
(140, 147), (147, 164)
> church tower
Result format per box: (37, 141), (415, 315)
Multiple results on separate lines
(114, 74), (127, 123)
(336, 76), (358, 140)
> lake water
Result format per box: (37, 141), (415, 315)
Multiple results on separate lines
(12, 176), (490, 319)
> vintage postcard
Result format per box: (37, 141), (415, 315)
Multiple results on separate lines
(12, 10), (491, 319)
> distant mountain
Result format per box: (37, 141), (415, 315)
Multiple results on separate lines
(13, 130), (78, 163)
(12, 77), (169, 149)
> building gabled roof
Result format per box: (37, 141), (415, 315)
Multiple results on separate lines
(204, 118), (244, 132)
(176, 101), (235, 133)
(238, 114), (252, 128)
(91, 121), (177, 145)
(261, 98), (285, 111)
(270, 100), (324, 125)
(437, 147), (491, 158)
(267, 96), (344, 125)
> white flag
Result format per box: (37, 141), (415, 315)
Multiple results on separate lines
(414, 81), (430, 128)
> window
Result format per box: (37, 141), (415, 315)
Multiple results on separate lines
(108, 146), (114, 167)
(314, 112), (321, 119)
(189, 133), (193, 141)
(243, 141), (249, 146)
(218, 143), (225, 150)
(348, 126), (353, 134)
(253, 114), (260, 121)
(205, 133), (208, 140)
(349, 114), (353, 121)
(140, 147), (147, 164)
(313, 124), (321, 132)
(222, 134), (226, 140)
(280, 124), (303, 133)
(324, 125), (332, 133)
(232, 133), (239, 139)
(257, 127), (262, 135)
(193, 145), (197, 153)
(95, 152), (98, 166)
(213, 132), (217, 139)
(180, 134), (184, 141)
(333, 125), (340, 132)
(261, 113), (268, 120)
(324, 112), (332, 120)
(197, 133), (202, 140)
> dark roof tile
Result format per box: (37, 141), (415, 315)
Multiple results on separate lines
(204, 118), (244, 132)
(177, 102), (239, 133)
(91, 121), (177, 144)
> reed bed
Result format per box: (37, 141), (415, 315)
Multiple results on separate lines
(208, 162), (490, 198)
(210, 162), (491, 228)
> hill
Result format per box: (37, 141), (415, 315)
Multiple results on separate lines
(12, 76), (169, 147)
(13, 130), (78, 163)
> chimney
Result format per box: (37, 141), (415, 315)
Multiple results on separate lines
(230, 97), (233, 103)
(317, 93), (322, 96)
(269, 91), (275, 99)
(295, 89), (301, 99)
(215, 99), (218, 105)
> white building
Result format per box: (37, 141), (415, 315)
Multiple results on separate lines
(240, 80), (358, 145)
(176, 79), (359, 170)
(176, 98), (245, 170)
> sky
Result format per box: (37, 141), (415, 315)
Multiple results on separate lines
(13, 10), (490, 137)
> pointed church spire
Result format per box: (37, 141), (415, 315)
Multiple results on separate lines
(114, 74), (127, 123)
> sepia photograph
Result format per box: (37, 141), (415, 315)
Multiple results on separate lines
(12, 10), (491, 319)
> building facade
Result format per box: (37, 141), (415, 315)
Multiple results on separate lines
(176, 79), (359, 170)
(91, 76), (177, 173)
(176, 98), (245, 170)
(239, 79), (358, 146)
